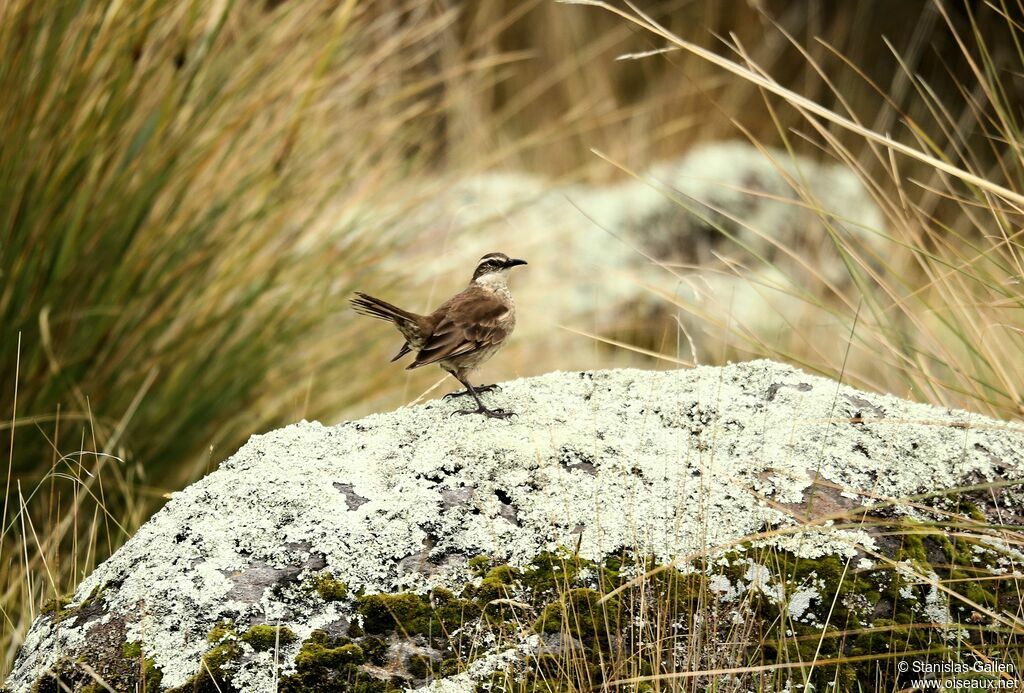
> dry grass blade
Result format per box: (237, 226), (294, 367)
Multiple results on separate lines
(563, 0), (1024, 209)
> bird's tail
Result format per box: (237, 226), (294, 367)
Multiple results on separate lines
(350, 291), (418, 326)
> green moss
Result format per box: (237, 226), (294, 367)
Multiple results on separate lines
(207, 620), (237, 643)
(294, 634), (364, 668)
(431, 586), (456, 602)
(356, 592), (428, 634)
(473, 564), (522, 604)
(484, 564), (519, 585)
(312, 573), (349, 602)
(158, 539), (1024, 691)
(962, 499), (987, 523)
(197, 642), (242, 690)
(39, 584), (105, 624)
(501, 539), (999, 691)
(40, 595), (70, 619)
(521, 550), (593, 596)
(358, 635), (388, 666)
(934, 530), (1000, 617)
(427, 592), (482, 636)
(279, 630), (396, 692)
(31, 660), (76, 693)
(896, 531), (929, 567)
(241, 625), (297, 652)
(354, 590), (481, 640)
(121, 640), (164, 691)
(406, 653), (433, 679)
(533, 588), (615, 640)
(883, 519), (1009, 624)
(467, 554), (492, 576)
(743, 527), (1015, 690)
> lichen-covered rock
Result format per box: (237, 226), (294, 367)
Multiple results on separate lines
(7, 361), (1024, 692)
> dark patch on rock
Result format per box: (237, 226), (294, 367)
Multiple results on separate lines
(493, 489), (521, 526)
(682, 401), (715, 430)
(397, 534), (437, 576)
(334, 482), (370, 510)
(69, 591), (110, 629)
(221, 558), (312, 604)
(558, 447), (597, 476)
(534, 631), (585, 656)
(320, 616), (351, 638)
(440, 486), (474, 508)
(722, 417), (745, 431)
(774, 474), (865, 520)
(30, 616), (162, 693)
(974, 442), (1007, 474)
(766, 381), (813, 401)
(497, 504), (521, 526)
(40, 584), (110, 631)
(844, 393), (885, 418)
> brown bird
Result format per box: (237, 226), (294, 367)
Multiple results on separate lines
(351, 252), (528, 418)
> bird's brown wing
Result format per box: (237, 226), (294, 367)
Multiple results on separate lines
(407, 288), (510, 369)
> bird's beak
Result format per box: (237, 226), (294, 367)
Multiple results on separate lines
(505, 258), (528, 268)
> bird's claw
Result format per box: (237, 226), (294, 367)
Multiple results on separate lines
(450, 406), (516, 419)
(485, 408), (515, 419)
(443, 384), (500, 400)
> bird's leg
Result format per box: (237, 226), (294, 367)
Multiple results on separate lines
(448, 373), (514, 419)
(443, 383), (500, 399)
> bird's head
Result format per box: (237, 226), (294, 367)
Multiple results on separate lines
(471, 252), (527, 285)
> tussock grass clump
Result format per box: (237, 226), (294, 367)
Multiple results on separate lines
(0, 0), (454, 678)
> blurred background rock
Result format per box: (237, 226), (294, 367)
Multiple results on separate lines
(1, 0), (1021, 677)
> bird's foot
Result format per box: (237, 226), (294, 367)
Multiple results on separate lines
(451, 405), (515, 419)
(443, 384), (500, 400)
